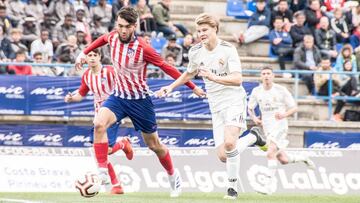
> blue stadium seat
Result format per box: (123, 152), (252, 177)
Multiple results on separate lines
(176, 38), (184, 46)
(226, 0), (247, 17)
(247, 0), (257, 13)
(336, 43), (343, 52)
(151, 37), (167, 54)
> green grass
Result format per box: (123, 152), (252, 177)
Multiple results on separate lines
(0, 192), (359, 203)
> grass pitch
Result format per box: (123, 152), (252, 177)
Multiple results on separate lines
(0, 192), (359, 203)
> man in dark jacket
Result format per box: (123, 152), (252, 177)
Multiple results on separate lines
(293, 35), (322, 94)
(305, 0), (325, 34)
(290, 11), (311, 47)
(315, 16), (338, 58)
(235, 0), (271, 45)
(271, 0), (293, 31)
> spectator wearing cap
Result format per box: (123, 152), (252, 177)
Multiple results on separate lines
(234, 0), (270, 46)
(8, 50), (32, 75)
(52, 14), (76, 48)
(30, 29), (53, 63)
(271, 0), (293, 32)
(75, 8), (91, 43)
(152, 0), (189, 37)
(19, 15), (40, 49)
(9, 28), (28, 59)
(315, 16), (338, 58)
(7, 0), (26, 26)
(90, 0), (112, 29)
(290, 11), (311, 47)
(331, 8), (350, 43)
(136, 0), (157, 33)
(0, 5), (13, 35)
(46, 0), (75, 24)
(25, 0), (46, 21)
(161, 34), (183, 67)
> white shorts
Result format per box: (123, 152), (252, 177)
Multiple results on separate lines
(212, 105), (247, 147)
(266, 128), (289, 149)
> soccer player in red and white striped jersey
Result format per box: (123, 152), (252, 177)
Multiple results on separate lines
(75, 7), (206, 197)
(65, 49), (133, 194)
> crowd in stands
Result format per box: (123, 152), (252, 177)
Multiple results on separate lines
(234, 0), (360, 121)
(0, 0), (192, 77)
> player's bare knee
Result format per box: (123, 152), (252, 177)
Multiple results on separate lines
(224, 141), (236, 151)
(267, 152), (276, 160)
(93, 121), (106, 134)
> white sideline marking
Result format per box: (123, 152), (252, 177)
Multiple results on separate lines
(0, 198), (44, 203)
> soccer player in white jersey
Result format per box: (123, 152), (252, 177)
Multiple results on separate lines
(156, 13), (266, 199)
(248, 67), (315, 195)
(65, 49), (133, 194)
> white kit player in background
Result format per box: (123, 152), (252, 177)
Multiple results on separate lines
(248, 67), (316, 195)
(156, 13), (266, 199)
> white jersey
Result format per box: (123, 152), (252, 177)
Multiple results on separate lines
(187, 39), (246, 113)
(248, 83), (296, 134)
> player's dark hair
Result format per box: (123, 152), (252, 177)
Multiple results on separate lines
(261, 66), (273, 72)
(88, 48), (101, 56)
(33, 52), (42, 58)
(117, 7), (138, 24)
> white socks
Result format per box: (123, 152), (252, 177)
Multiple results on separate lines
(236, 133), (257, 154)
(287, 153), (307, 164)
(225, 148), (240, 190)
(267, 159), (277, 178)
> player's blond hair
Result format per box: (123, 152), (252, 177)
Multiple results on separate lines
(195, 13), (219, 33)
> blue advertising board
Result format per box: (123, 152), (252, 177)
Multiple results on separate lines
(304, 131), (360, 148)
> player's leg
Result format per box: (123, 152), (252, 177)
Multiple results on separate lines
(237, 126), (267, 154)
(265, 141), (278, 195)
(107, 122), (133, 160)
(276, 150), (316, 169)
(107, 162), (124, 194)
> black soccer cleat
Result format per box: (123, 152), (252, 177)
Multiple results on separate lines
(223, 188), (238, 199)
(250, 126), (266, 147)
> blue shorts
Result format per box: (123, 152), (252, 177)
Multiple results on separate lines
(90, 122), (120, 147)
(102, 95), (157, 133)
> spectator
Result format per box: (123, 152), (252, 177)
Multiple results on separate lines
(333, 59), (360, 121)
(72, 1), (91, 22)
(289, 0), (306, 13)
(305, 0), (325, 34)
(181, 33), (193, 67)
(46, 0), (75, 25)
(152, 0), (189, 37)
(52, 14), (76, 47)
(75, 8), (91, 43)
(0, 26), (12, 61)
(55, 35), (79, 64)
(293, 35), (321, 94)
(31, 52), (56, 76)
(165, 53), (176, 67)
(111, 0), (128, 30)
(315, 16), (337, 58)
(25, 0), (46, 21)
(90, 0), (112, 29)
(141, 32), (151, 45)
(90, 15), (108, 37)
(290, 11), (311, 47)
(271, 0), (293, 32)
(269, 16), (293, 76)
(314, 57), (341, 96)
(161, 34), (183, 67)
(19, 15), (40, 49)
(234, 0), (271, 46)
(136, 0), (157, 33)
(334, 44), (357, 73)
(323, 0), (345, 15)
(7, 0), (26, 26)
(76, 30), (88, 50)
(350, 4), (360, 29)
(8, 50), (32, 75)
(331, 8), (350, 43)
(40, 13), (57, 40)
(30, 29), (53, 63)
(9, 28), (28, 59)
(0, 5), (13, 35)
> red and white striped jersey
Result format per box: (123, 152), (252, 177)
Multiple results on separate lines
(78, 66), (116, 113)
(83, 31), (195, 100)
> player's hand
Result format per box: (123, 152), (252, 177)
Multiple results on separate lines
(253, 116), (262, 126)
(198, 68), (216, 81)
(75, 52), (86, 71)
(155, 86), (173, 98)
(193, 86), (207, 98)
(275, 112), (286, 120)
(64, 92), (73, 103)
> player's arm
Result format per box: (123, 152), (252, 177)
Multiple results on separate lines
(156, 70), (198, 97)
(198, 46), (242, 86)
(64, 92), (84, 103)
(247, 89), (262, 125)
(275, 88), (298, 120)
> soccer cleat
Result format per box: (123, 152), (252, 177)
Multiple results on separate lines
(98, 168), (111, 185)
(169, 170), (182, 198)
(110, 185), (124, 194)
(304, 157), (316, 170)
(223, 188), (238, 199)
(250, 126), (267, 147)
(122, 137), (134, 160)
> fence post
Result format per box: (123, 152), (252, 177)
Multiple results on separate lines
(294, 72), (299, 120)
(328, 72), (333, 120)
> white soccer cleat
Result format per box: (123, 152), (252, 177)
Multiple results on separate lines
(304, 157), (316, 170)
(98, 168), (111, 185)
(169, 170), (182, 198)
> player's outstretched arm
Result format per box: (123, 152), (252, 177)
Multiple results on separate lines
(64, 92), (84, 103)
(156, 71), (201, 97)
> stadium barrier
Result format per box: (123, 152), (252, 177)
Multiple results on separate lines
(0, 146), (359, 195)
(305, 131), (360, 149)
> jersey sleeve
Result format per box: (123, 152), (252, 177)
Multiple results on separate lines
(228, 46), (242, 73)
(282, 87), (296, 108)
(78, 73), (90, 97)
(143, 44), (196, 90)
(247, 88), (259, 110)
(186, 48), (199, 74)
(83, 32), (111, 54)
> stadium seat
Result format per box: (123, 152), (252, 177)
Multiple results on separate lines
(247, 0), (257, 13)
(151, 37), (167, 54)
(176, 38), (184, 46)
(226, 0), (247, 17)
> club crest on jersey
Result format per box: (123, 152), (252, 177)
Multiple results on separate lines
(127, 48), (135, 58)
(219, 59), (225, 67)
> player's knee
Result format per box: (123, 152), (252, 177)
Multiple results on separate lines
(147, 142), (161, 153)
(223, 141), (236, 151)
(93, 121), (107, 134)
(267, 152), (276, 160)
(278, 159), (288, 165)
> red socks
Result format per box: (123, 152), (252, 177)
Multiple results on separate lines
(158, 150), (174, 175)
(107, 162), (119, 185)
(94, 142), (109, 168)
(111, 140), (126, 154)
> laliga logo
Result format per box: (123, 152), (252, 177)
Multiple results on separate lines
(0, 133), (22, 142)
(30, 87), (64, 95)
(114, 165), (141, 192)
(29, 133), (62, 143)
(159, 136), (179, 145)
(184, 138), (214, 146)
(0, 86), (24, 95)
(247, 164), (277, 194)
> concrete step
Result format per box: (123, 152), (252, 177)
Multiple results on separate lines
(240, 56), (292, 70)
(169, 0), (227, 16)
(220, 35), (270, 57)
